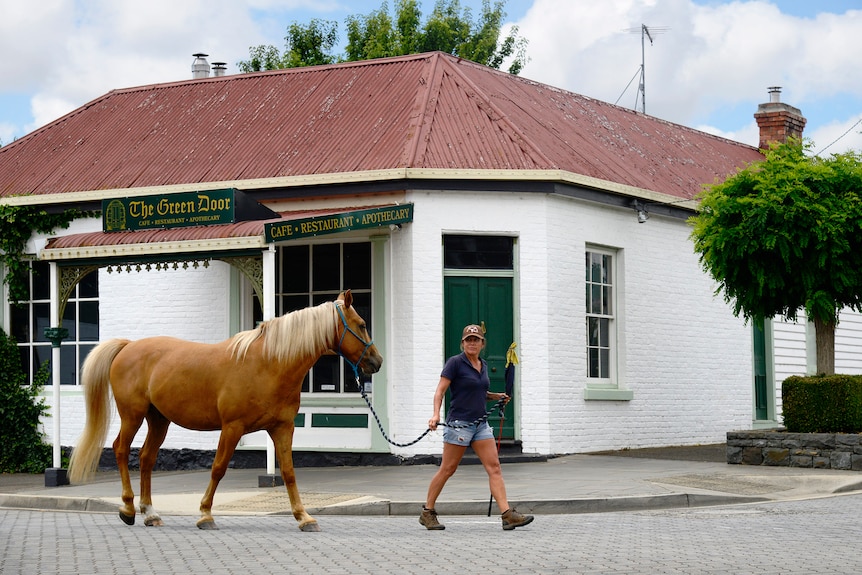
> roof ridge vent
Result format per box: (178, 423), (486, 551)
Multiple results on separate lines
(192, 53), (211, 79)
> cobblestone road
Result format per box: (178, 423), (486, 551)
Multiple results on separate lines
(2, 494), (861, 574)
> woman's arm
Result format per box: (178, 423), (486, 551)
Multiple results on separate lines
(428, 376), (452, 430)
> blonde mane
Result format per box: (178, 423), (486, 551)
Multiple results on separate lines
(229, 301), (338, 363)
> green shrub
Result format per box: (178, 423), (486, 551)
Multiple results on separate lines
(0, 327), (53, 473)
(782, 374), (862, 433)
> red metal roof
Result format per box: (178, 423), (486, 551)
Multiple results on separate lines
(0, 52), (763, 201)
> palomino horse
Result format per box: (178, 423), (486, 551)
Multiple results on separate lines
(68, 290), (381, 531)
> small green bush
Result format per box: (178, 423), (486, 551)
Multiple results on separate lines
(0, 327), (53, 473)
(782, 374), (862, 433)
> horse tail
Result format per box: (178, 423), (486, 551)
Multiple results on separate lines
(68, 338), (130, 483)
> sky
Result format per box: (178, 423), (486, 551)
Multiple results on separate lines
(1, 0), (861, 155)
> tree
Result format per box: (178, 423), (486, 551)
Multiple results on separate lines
(0, 205), (83, 304)
(240, 19), (339, 71)
(238, 0), (528, 75)
(0, 328), (52, 473)
(690, 140), (862, 375)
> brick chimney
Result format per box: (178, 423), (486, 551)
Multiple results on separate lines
(754, 86), (806, 150)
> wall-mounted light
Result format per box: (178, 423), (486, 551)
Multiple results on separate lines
(631, 200), (650, 223)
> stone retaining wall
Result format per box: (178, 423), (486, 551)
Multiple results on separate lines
(727, 430), (862, 470)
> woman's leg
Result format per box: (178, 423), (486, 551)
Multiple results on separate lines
(472, 437), (509, 513)
(425, 442), (467, 508)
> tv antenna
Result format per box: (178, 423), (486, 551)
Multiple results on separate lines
(617, 24), (668, 114)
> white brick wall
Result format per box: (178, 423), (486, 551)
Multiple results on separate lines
(385, 191), (753, 457)
(38, 189), (793, 458)
(541, 196), (751, 452)
(100, 262), (230, 342)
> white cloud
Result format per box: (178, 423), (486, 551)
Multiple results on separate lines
(0, 0), (73, 92)
(1, 0), (861, 154)
(514, 0), (862, 151)
(2, 0), (276, 130)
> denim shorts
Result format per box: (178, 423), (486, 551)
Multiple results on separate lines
(443, 420), (495, 446)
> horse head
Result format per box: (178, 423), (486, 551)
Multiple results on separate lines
(334, 290), (383, 376)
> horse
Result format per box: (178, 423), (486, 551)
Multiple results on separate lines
(68, 290), (382, 531)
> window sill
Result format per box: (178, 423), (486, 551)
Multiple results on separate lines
(583, 388), (634, 401)
(301, 395), (368, 408)
(751, 420), (782, 430)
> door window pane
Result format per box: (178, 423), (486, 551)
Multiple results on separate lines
(444, 235), (513, 269)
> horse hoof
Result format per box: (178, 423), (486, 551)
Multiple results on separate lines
(299, 521), (321, 532)
(196, 517), (219, 530)
(119, 511), (136, 526)
(144, 517), (163, 527)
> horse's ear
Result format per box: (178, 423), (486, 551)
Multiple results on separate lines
(340, 290), (353, 308)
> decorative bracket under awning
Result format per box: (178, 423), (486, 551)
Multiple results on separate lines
(54, 253), (264, 326)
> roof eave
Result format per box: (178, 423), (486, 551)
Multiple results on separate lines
(40, 235), (267, 262)
(2, 168), (698, 210)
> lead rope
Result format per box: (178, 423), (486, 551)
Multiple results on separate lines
(356, 374), (507, 447)
(333, 303), (506, 447)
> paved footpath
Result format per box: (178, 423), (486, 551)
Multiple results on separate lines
(5, 452), (862, 518)
(2, 493), (862, 574)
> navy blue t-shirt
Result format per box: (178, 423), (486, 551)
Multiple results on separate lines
(441, 352), (489, 422)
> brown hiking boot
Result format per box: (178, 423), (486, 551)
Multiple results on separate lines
(501, 507), (534, 530)
(419, 507), (445, 530)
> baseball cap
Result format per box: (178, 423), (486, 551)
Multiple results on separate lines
(461, 324), (485, 341)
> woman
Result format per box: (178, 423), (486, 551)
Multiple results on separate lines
(420, 324), (534, 531)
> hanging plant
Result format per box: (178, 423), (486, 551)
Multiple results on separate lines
(0, 204), (95, 304)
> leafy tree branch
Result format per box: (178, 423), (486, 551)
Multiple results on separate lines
(0, 205), (90, 304)
(238, 0), (528, 75)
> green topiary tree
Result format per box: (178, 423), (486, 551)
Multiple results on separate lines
(690, 140), (862, 375)
(0, 327), (53, 473)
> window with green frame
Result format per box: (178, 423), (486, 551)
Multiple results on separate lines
(255, 242), (373, 394)
(8, 260), (99, 385)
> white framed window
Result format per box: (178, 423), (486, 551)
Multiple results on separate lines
(254, 241), (373, 394)
(585, 249), (615, 381)
(584, 246), (631, 400)
(8, 260), (99, 385)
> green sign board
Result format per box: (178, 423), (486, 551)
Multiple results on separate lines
(102, 188), (277, 232)
(264, 204), (414, 242)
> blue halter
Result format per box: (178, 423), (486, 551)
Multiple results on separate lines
(334, 302), (374, 377)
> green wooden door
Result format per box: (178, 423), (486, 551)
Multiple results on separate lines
(443, 276), (514, 438)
